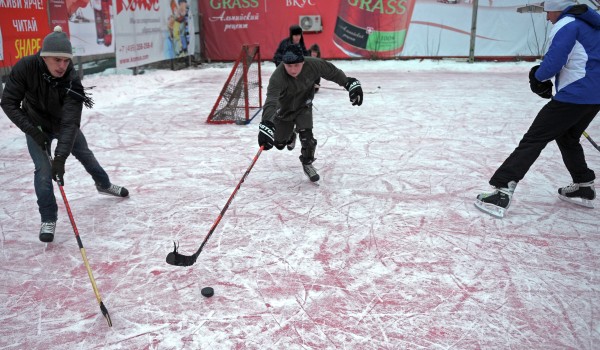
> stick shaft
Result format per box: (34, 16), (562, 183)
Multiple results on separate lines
(583, 131), (600, 152)
(47, 150), (111, 326)
(192, 146), (264, 257)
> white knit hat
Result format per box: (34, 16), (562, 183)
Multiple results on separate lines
(544, 0), (577, 11)
(40, 26), (73, 59)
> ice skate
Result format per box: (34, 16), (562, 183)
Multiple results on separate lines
(96, 183), (129, 197)
(287, 132), (297, 151)
(474, 181), (517, 218)
(302, 163), (320, 182)
(558, 181), (595, 208)
(39, 221), (56, 242)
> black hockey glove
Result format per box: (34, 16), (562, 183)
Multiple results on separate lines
(529, 65), (553, 99)
(30, 128), (50, 150)
(344, 77), (363, 106)
(52, 155), (66, 186)
(258, 121), (276, 150)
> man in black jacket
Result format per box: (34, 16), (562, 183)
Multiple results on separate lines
(272, 24), (309, 67)
(0, 26), (128, 243)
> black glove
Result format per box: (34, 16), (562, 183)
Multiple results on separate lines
(258, 121), (276, 150)
(529, 65), (553, 99)
(344, 77), (363, 106)
(30, 129), (50, 150)
(52, 155), (66, 186)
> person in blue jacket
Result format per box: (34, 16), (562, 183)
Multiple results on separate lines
(475, 0), (600, 218)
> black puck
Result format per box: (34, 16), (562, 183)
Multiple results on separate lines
(201, 287), (214, 298)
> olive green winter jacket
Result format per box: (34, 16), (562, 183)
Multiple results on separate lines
(262, 57), (349, 123)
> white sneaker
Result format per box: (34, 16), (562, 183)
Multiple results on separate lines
(96, 183), (129, 197)
(39, 221), (56, 242)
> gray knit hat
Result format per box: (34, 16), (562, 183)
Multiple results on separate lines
(40, 26), (73, 59)
(543, 0), (577, 11)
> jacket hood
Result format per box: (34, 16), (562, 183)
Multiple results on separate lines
(563, 4), (600, 29)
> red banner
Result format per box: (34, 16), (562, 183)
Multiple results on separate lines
(199, 0), (550, 61)
(48, 0), (70, 36)
(0, 2), (50, 68)
(200, 0), (341, 62)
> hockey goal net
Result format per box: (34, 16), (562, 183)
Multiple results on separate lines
(206, 44), (263, 124)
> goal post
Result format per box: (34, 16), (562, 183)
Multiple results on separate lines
(206, 44), (263, 125)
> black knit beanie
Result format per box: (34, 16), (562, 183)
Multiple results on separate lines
(281, 44), (305, 64)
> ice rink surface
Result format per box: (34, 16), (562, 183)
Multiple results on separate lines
(1, 59), (599, 349)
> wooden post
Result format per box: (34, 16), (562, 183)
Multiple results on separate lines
(468, 0), (479, 63)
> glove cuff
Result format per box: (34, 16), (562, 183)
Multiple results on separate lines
(345, 77), (357, 91)
(53, 154), (67, 163)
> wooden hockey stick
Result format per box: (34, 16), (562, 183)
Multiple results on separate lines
(45, 149), (112, 327)
(583, 131), (600, 152)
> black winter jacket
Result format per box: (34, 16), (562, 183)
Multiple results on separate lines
(1, 53), (85, 158)
(272, 29), (309, 67)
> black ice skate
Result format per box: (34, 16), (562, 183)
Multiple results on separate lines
(287, 132), (297, 151)
(96, 183), (129, 197)
(39, 221), (56, 242)
(558, 181), (595, 208)
(302, 163), (320, 182)
(474, 181), (517, 218)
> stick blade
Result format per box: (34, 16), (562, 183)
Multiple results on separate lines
(166, 242), (198, 266)
(100, 301), (112, 327)
(166, 252), (197, 266)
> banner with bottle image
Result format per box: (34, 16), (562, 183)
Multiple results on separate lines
(114, 0), (195, 69)
(199, 0), (556, 61)
(64, 0), (117, 56)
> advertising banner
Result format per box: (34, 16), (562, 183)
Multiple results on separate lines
(115, 0), (195, 69)
(200, 0), (338, 63)
(65, 0), (117, 56)
(48, 0), (70, 36)
(199, 0), (552, 61)
(0, 1), (49, 68)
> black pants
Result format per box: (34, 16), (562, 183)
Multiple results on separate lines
(490, 100), (599, 188)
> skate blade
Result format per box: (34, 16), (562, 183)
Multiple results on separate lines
(558, 195), (595, 208)
(474, 200), (506, 218)
(303, 174), (320, 185)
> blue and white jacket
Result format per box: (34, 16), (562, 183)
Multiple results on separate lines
(535, 5), (600, 104)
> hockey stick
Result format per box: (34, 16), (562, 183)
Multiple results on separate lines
(235, 107), (263, 125)
(317, 85), (381, 94)
(583, 131), (600, 152)
(166, 146), (264, 267)
(45, 148), (112, 327)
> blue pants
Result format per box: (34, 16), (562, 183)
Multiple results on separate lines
(26, 130), (111, 222)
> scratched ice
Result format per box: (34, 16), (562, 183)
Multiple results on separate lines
(1, 60), (599, 349)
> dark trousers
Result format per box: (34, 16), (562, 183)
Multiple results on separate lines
(490, 100), (599, 188)
(27, 129), (111, 222)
